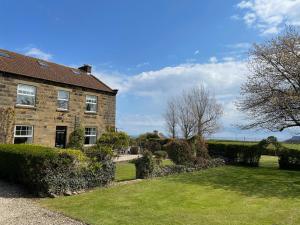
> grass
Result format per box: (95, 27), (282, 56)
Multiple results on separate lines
(115, 159), (173, 181)
(40, 156), (300, 225)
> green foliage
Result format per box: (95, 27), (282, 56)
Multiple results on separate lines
(208, 143), (263, 167)
(67, 127), (85, 150)
(164, 140), (193, 165)
(84, 145), (114, 161)
(189, 136), (210, 159)
(154, 150), (168, 159)
(0, 144), (115, 196)
(134, 151), (155, 179)
(97, 131), (130, 150)
(278, 148), (300, 170)
(130, 146), (139, 154)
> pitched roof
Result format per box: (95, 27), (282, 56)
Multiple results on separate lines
(0, 49), (117, 94)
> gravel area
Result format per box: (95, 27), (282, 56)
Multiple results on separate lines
(0, 180), (85, 225)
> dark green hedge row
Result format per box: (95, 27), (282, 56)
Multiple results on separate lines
(134, 151), (225, 179)
(207, 143), (263, 167)
(0, 144), (115, 196)
(278, 148), (300, 170)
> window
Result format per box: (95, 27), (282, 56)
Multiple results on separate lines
(85, 95), (97, 112)
(16, 84), (36, 106)
(14, 125), (33, 144)
(57, 90), (69, 110)
(37, 60), (49, 67)
(84, 128), (97, 145)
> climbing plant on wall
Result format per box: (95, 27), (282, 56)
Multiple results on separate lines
(0, 107), (15, 144)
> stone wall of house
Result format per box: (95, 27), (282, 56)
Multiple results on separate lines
(0, 72), (116, 147)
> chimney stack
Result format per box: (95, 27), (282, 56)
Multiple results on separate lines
(78, 64), (92, 74)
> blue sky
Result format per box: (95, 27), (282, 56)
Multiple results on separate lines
(1, 0), (300, 140)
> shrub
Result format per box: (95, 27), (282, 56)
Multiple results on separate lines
(189, 136), (210, 159)
(145, 140), (162, 153)
(130, 146), (139, 154)
(207, 143), (262, 167)
(68, 127), (85, 150)
(278, 148), (300, 170)
(164, 140), (193, 165)
(134, 151), (154, 179)
(97, 131), (130, 151)
(84, 145), (114, 161)
(0, 144), (115, 196)
(154, 150), (168, 159)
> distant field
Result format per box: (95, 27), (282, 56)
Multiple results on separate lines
(208, 140), (300, 150)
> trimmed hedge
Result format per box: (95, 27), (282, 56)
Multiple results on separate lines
(207, 143), (263, 167)
(278, 148), (300, 170)
(135, 151), (225, 179)
(0, 144), (115, 196)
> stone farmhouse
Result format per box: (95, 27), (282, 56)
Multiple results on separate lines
(0, 49), (117, 148)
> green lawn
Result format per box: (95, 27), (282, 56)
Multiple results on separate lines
(40, 156), (300, 225)
(115, 162), (136, 181)
(115, 159), (173, 181)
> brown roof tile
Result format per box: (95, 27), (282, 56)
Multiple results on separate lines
(0, 49), (117, 94)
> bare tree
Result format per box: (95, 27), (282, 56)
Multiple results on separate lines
(237, 27), (300, 131)
(164, 98), (178, 138)
(177, 92), (195, 139)
(188, 86), (223, 136)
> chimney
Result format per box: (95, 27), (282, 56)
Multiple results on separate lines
(78, 64), (92, 74)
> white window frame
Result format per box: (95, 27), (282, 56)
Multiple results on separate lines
(16, 84), (36, 107)
(85, 95), (97, 113)
(57, 90), (69, 111)
(84, 127), (97, 146)
(13, 125), (34, 144)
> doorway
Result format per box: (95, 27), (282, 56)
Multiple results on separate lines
(55, 126), (67, 148)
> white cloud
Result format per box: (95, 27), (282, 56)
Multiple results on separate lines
(236, 0), (300, 35)
(24, 47), (53, 60)
(209, 56), (218, 63)
(95, 59), (249, 135)
(194, 50), (200, 55)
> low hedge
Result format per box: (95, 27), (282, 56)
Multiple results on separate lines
(0, 144), (115, 196)
(135, 151), (225, 179)
(278, 148), (300, 170)
(207, 143), (263, 167)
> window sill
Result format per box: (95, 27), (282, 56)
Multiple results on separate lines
(57, 109), (69, 112)
(15, 105), (36, 110)
(84, 111), (97, 115)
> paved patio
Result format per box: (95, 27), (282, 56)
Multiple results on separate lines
(113, 154), (141, 162)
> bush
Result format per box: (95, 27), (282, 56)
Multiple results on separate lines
(130, 146), (139, 154)
(207, 143), (262, 167)
(134, 151), (154, 179)
(189, 136), (210, 159)
(278, 148), (300, 170)
(0, 144), (115, 196)
(164, 140), (193, 165)
(84, 145), (114, 161)
(97, 131), (130, 151)
(154, 150), (168, 159)
(67, 127), (85, 150)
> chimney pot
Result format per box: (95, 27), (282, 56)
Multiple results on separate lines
(78, 64), (92, 74)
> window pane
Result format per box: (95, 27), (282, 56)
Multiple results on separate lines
(58, 100), (68, 109)
(58, 90), (69, 100)
(86, 103), (96, 112)
(17, 94), (35, 106)
(17, 84), (36, 96)
(84, 136), (90, 145)
(86, 95), (97, 103)
(15, 126), (33, 137)
(14, 137), (32, 144)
